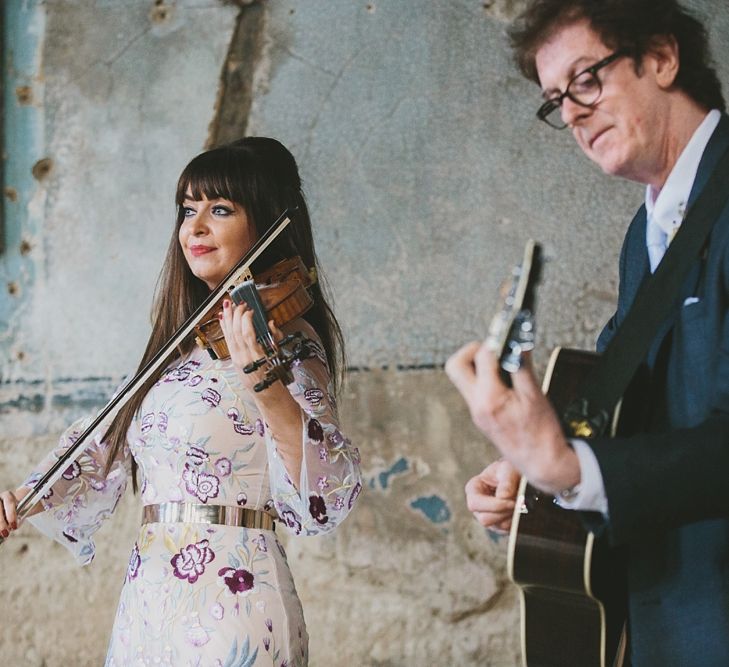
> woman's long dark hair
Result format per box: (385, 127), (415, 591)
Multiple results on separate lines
(103, 137), (345, 489)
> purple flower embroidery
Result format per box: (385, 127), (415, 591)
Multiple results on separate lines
(210, 602), (224, 620)
(140, 413), (155, 434)
(307, 419), (324, 443)
(183, 465), (198, 495)
(185, 624), (210, 647)
(201, 387), (221, 408)
(166, 360), (200, 382)
(186, 446), (209, 466)
(327, 429), (346, 448)
(317, 476), (329, 491)
(318, 446), (328, 462)
(170, 539), (215, 583)
(215, 458), (232, 477)
(255, 419), (265, 437)
(127, 543), (141, 582)
(304, 388), (324, 406)
(349, 481), (362, 509)
(236, 492), (247, 506)
(187, 374), (203, 387)
(252, 533), (267, 553)
(89, 478), (107, 492)
(183, 466), (220, 503)
(226, 407), (240, 421)
(265, 618), (273, 632)
(309, 495), (329, 525)
(263, 637), (271, 651)
(62, 461), (82, 480)
(281, 510), (302, 535)
(334, 496), (344, 511)
(233, 421), (255, 435)
(157, 412), (168, 433)
(218, 566), (254, 595)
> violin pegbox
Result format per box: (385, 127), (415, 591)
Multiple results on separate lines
(230, 280), (308, 392)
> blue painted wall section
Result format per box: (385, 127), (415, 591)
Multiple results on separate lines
(1, 1), (44, 360)
(410, 494), (451, 524)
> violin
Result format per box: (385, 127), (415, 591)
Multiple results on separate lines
(193, 256), (317, 391)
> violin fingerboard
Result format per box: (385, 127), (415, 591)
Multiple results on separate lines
(229, 280), (273, 352)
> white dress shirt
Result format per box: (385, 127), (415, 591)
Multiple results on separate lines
(558, 109), (722, 516)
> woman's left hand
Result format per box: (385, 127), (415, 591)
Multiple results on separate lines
(219, 299), (284, 393)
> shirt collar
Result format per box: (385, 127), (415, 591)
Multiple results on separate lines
(645, 109), (722, 238)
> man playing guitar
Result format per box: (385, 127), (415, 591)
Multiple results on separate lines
(447, 1), (729, 666)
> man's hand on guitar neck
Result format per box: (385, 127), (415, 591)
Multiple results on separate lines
(446, 340), (581, 499)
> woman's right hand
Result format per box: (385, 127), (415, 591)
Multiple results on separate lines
(0, 488), (31, 537)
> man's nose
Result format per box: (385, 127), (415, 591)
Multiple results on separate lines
(560, 96), (591, 128)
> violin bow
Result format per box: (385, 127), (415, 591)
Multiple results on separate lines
(1, 208), (297, 538)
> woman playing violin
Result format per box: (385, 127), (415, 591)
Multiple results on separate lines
(0, 137), (362, 665)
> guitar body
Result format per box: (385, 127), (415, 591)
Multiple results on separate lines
(507, 348), (628, 667)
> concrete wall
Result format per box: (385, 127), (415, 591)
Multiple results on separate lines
(2, 0), (728, 664)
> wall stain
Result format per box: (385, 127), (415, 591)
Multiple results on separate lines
(31, 158), (53, 181)
(15, 85), (33, 105)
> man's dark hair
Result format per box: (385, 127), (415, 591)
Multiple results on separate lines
(509, 0), (725, 112)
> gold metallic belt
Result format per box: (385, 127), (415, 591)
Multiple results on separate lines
(142, 502), (276, 531)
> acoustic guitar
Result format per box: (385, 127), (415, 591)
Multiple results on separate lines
(488, 240), (628, 667)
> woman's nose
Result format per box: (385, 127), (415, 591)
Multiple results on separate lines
(187, 211), (209, 235)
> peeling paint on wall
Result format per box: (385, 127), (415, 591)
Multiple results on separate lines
(206, 0), (266, 147)
(375, 455), (408, 489)
(1, 1), (45, 364)
(410, 494), (452, 524)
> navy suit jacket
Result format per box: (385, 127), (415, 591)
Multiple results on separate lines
(589, 114), (729, 666)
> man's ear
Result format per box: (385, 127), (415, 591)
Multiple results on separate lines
(646, 35), (680, 89)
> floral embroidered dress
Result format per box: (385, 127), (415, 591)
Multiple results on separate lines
(25, 321), (362, 667)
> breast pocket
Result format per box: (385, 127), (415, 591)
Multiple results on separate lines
(670, 299), (711, 426)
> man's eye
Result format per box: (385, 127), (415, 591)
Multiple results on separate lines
(571, 72), (599, 95)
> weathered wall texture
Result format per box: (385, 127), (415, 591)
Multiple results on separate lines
(2, 0), (729, 665)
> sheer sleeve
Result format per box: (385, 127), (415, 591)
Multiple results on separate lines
(265, 324), (362, 537)
(22, 414), (131, 565)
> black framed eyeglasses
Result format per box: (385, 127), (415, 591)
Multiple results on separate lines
(537, 51), (626, 129)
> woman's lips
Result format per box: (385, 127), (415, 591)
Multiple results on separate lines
(190, 245), (215, 257)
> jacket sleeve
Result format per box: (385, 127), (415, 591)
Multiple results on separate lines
(265, 323), (362, 537)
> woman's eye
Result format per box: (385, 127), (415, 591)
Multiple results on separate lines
(182, 206), (196, 218)
(212, 205), (233, 216)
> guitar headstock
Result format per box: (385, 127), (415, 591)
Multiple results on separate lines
(487, 239), (543, 374)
